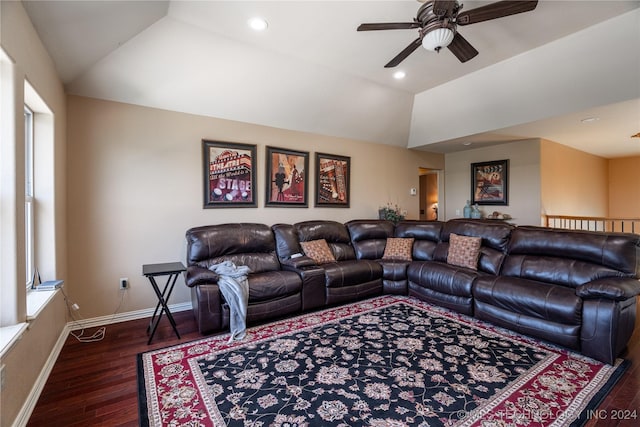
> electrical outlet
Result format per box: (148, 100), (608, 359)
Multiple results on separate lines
(119, 278), (129, 290)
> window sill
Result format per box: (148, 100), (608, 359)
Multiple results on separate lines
(0, 288), (60, 357)
(27, 287), (60, 321)
(0, 323), (28, 358)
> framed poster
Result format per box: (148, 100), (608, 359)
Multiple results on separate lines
(471, 159), (509, 205)
(202, 140), (257, 208)
(315, 152), (350, 207)
(265, 146), (309, 207)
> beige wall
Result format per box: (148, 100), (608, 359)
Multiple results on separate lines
(540, 139), (608, 218)
(1, 2), (68, 427)
(444, 139), (542, 225)
(608, 155), (640, 218)
(66, 95), (444, 319)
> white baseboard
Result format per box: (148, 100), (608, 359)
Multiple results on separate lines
(67, 301), (192, 331)
(12, 302), (192, 427)
(12, 322), (70, 427)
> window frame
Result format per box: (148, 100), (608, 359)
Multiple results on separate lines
(24, 105), (35, 288)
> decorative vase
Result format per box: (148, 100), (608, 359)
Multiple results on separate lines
(463, 200), (472, 218)
(471, 204), (482, 219)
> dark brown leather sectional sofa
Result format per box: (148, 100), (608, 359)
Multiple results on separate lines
(185, 218), (640, 364)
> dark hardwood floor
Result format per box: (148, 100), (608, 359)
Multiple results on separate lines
(27, 310), (202, 427)
(27, 303), (640, 426)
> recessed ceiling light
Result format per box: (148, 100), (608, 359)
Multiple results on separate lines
(462, 142), (472, 146)
(580, 117), (600, 123)
(248, 17), (268, 31)
(393, 70), (406, 80)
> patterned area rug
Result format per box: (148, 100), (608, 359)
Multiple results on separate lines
(138, 296), (627, 427)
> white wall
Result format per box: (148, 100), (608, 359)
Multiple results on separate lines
(409, 9), (640, 149)
(444, 139), (542, 225)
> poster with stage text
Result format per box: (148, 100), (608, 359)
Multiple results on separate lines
(203, 140), (257, 208)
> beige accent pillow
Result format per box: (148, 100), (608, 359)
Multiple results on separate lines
(382, 237), (414, 261)
(300, 239), (336, 264)
(447, 233), (482, 270)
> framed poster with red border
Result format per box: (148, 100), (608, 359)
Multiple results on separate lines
(265, 146), (309, 207)
(315, 152), (350, 208)
(471, 159), (509, 206)
(202, 140), (257, 208)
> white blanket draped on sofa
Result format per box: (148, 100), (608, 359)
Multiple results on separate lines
(209, 261), (250, 342)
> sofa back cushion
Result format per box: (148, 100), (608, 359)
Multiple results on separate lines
(394, 221), (443, 261)
(346, 220), (395, 260)
(295, 220), (356, 261)
(503, 226), (640, 287)
(434, 219), (513, 274)
(186, 223), (280, 273)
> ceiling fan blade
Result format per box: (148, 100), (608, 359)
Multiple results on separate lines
(384, 38), (422, 68)
(457, 0), (538, 26)
(447, 32), (478, 63)
(357, 22), (419, 31)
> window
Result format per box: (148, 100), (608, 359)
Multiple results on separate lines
(0, 60), (55, 337)
(24, 106), (35, 287)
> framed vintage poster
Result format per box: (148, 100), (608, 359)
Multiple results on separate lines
(265, 146), (309, 207)
(202, 140), (257, 208)
(471, 159), (509, 205)
(315, 152), (350, 207)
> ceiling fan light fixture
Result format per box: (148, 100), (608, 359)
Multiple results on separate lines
(422, 27), (454, 52)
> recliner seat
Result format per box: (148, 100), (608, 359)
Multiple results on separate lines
(185, 223), (302, 334)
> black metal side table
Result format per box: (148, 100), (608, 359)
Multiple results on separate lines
(143, 262), (186, 345)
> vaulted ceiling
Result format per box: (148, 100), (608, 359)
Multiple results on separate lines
(23, 1), (640, 158)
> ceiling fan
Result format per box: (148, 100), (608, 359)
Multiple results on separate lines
(357, 0), (538, 67)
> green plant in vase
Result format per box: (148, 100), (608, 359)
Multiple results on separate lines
(378, 203), (405, 224)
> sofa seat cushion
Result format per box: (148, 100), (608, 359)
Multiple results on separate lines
(407, 261), (478, 297)
(473, 276), (582, 325)
(323, 260), (382, 288)
(247, 270), (302, 303)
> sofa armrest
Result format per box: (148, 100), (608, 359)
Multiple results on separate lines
(191, 284), (224, 334)
(281, 263), (326, 311)
(281, 255), (317, 269)
(185, 265), (219, 288)
(576, 277), (640, 301)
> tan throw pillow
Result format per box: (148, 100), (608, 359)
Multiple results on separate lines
(447, 233), (482, 270)
(300, 239), (336, 264)
(382, 237), (414, 261)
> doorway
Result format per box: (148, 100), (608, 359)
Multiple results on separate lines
(419, 168), (441, 221)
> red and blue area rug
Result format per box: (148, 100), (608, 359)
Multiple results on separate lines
(138, 295), (627, 426)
